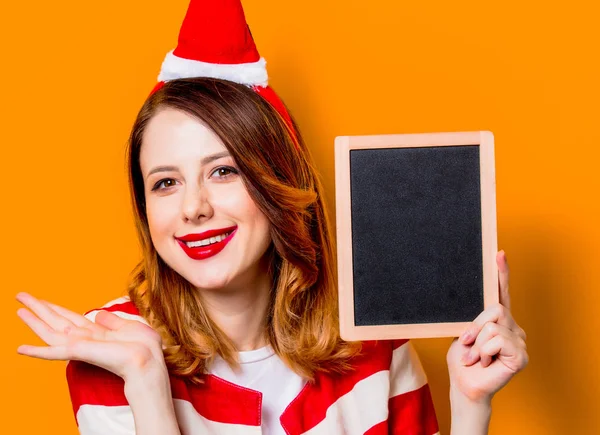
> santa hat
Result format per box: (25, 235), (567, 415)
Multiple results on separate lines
(151, 0), (296, 141)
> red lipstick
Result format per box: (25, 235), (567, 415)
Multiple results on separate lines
(176, 226), (237, 260)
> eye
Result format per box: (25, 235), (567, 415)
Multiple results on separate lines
(151, 178), (177, 191)
(210, 166), (239, 179)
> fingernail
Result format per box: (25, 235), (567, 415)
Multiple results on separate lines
(460, 331), (471, 343)
(462, 326), (476, 343)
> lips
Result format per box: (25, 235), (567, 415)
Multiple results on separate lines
(176, 225), (238, 242)
(176, 226), (238, 260)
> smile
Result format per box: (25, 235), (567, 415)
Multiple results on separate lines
(184, 231), (233, 248)
(176, 226), (237, 260)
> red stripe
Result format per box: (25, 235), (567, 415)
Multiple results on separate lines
(66, 339), (437, 432)
(171, 374), (261, 426)
(84, 300), (140, 317)
(66, 361), (128, 419)
(365, 420), (390, 435)
(388, 384), (439, 435)
(280, 340), (393, 435)
(391, 339), (409, 351)
(66, 361), (261, 427)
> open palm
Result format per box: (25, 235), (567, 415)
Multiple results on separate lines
(16, 292), (164, 381)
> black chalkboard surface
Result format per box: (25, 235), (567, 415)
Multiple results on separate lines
(335, 131), (498, 340)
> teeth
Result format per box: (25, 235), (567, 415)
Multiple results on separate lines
(185, 232), (231, 248)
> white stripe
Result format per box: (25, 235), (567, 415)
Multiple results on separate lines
(302, 371), (390, 435)
(82, 295), (147, 324)
(174, 399), (262, 435)
(300, 342), (430, 434)
(84, 309), (149, 326)
(76, 401), (262, 435)
(158, 50), (269, 87)
(77, 405), (135, 435)
(389, 341), (428, 398)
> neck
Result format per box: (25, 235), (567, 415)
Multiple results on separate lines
(199, 259), (272, 351)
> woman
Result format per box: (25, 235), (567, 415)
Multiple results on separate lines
(16, 1), (528, 434)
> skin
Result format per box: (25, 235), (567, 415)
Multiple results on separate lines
(16, 108), (528, 434)
(140, 108), (273, 351)
(448, 250), (529, 434)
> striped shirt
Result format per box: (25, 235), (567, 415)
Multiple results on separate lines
(66, 297), (440, 434)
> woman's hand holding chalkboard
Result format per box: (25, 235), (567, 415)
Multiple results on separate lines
(446, 250), (528, 408)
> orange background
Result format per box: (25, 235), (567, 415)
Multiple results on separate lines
(1, 0), (599, 433)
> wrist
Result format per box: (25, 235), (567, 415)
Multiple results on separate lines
(123, 359), (170, 401)
(123, 364), (180, 435)
(121, 343), (167, 381)
(450, 386), (492, 409)
(450, 387), (492, 435)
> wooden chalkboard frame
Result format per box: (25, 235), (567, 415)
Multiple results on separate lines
(334, 131), (499, 340)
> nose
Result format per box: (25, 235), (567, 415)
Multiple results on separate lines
(181, 183), (213, 223)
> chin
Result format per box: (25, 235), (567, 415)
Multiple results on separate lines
(180, 269), (234, 291)
(156, 251), (231, 290)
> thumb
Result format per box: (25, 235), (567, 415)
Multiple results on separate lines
(95, 310), (128, 330)
(497, 250), (511, 310)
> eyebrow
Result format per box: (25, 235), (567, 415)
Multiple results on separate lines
(145, 151), (231, 179)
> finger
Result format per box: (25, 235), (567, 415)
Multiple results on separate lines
(470, 323), (518, 368)
(95, 310), (129, 331)
(17, 329), (95, 361)
(480, 334), (529, 373)
(17, 344), (71, 360)
(497, 250), (511, 311)
(460, 302), (517, 345)
(56, 340), (132, 377)
(16, 292), (74, 332)
(18, 337), (116, 367)
(41, 300), (96, 329)
(495, 251), (527, 341)
(17, 308), (62, 346)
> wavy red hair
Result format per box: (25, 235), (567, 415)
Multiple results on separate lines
(125, 78), (360, 383)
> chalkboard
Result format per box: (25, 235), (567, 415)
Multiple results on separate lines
(334, 131), (498, 340)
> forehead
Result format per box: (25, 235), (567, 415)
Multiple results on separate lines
(140, 108), (227, 172)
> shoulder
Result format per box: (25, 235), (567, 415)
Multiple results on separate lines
(281, 340), (438, 433)
(350, 339), (416, 369)
(82, 295), (149, 325)
(312, 339), (421, 393)
(348, 340), (438, 433)
(341, 339), (431, 403)
(351, 339), (428, 386)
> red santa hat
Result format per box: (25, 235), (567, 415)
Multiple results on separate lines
(151, 0), (296, 142)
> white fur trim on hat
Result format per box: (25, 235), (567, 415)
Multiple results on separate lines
(157, 50), (268, 86)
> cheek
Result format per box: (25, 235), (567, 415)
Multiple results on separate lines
(251, 205), (271, 237)
(146, 198), (178, 240)
(219, 190), (270, 238)
(242, 196), (271, 242)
